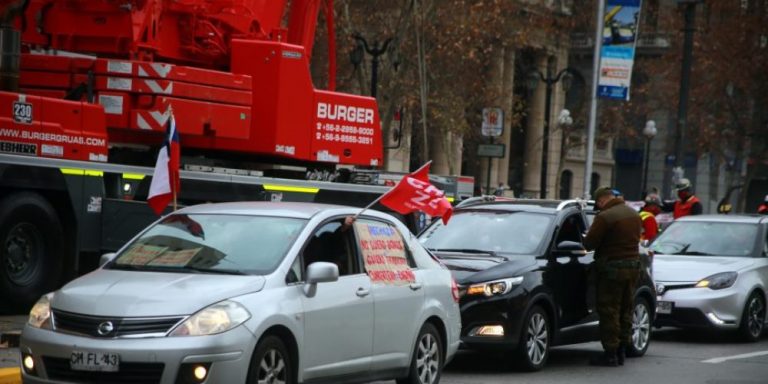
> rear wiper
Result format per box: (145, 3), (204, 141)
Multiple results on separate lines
(429, 248), (500, 257)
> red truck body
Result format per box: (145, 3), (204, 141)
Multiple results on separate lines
(1, 0), (382, 167)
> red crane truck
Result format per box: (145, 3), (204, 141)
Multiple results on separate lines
(0, 0), (473, 312)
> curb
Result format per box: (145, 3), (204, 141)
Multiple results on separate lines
(0, 367), (20, 384)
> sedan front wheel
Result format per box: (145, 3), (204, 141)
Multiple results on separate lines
(739, 292), (765, 342)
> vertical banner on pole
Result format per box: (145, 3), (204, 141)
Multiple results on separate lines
(597, 0), (643, 101)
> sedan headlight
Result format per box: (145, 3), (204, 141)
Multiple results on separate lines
(169, 301), (251, 337)
(466, 277), (524, 297)
(28, 294), (53, 329)
(695, 272), (738, 290)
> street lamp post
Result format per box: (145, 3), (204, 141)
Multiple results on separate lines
(641, 120), (658, 196)
(526, 59), (574, 199)
(350, 34), (392, 98)
(672, 0), (703, 183)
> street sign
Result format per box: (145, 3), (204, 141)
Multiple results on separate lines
(481, 108), (503, 137)
(477, 143), (505, 158)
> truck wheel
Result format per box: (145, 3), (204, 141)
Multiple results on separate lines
(0, 192), (65, 314)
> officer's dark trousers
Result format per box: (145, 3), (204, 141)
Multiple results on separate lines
(596, 268), (640, 352)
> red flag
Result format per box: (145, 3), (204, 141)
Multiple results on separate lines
(379, 162), (453, 224)
(147, 116), (180, 215)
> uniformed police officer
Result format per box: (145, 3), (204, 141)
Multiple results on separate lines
(584, 187), (642, 367)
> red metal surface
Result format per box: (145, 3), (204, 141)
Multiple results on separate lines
(0, 91), (109, 162)
(0, 0), (382, 166)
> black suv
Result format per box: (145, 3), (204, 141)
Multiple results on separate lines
(418, 197), (656, 371)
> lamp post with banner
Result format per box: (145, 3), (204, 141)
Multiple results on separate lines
(481, 107), (504, 194)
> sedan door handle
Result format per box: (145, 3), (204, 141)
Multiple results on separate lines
(356, 288), (370, 297)
(409, 283), (423, 291)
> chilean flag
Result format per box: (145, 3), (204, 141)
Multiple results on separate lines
(147, 116), (180, 215)
(379, 162), (453, 224)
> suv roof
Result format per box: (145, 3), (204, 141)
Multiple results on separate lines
(456, 196), (587, 212)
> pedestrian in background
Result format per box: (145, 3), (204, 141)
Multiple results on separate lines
(758, 195), (768, 215)
(662, 178), (702, 219)
(639, 194), (662, 243)
(584, 187), (642, 367)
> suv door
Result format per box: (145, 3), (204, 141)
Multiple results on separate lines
(544, 212), (594, 328)
(354, 218), (426, 372)
(300, 218), (374, 380)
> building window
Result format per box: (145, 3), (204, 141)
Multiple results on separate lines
(591, 172), (601, 197)
(560, 170), (573, 199)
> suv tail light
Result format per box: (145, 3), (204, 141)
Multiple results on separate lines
(451, 278), (460, 303)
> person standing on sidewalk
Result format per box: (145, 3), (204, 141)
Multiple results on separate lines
(584, 187), (642, 367)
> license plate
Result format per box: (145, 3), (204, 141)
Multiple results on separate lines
(657, 300), (673, 315)
(70, 350), (120, 372)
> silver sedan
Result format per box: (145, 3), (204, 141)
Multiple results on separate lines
(20, 202), (461, 384)
(651, 215), (768, 341)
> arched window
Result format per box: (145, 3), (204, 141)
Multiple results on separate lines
(560, 170), (573, 199)
(591, 172), (601, 197)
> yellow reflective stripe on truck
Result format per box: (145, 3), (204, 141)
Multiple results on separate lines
(122, 173), (146, 180)
(263, 184), (320, 194)
(60, 168), (104, 177)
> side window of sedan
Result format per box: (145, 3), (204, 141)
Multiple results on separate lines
(354, 218), (417, 273)
(302, 219), (360, 276)
(556, 214), (586, 245)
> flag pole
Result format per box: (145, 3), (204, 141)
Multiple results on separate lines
(169, 105), (177, 212)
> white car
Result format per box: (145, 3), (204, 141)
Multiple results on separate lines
(21, 202), (461, 384)
(651, 215), (768, 341)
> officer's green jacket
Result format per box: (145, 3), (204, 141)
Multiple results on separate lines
(584, 197), (641, 262)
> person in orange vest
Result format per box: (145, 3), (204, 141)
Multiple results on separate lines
(758, 195), (768, 215)
(662, 178), (702, 219)
(639, 194), (662, 242)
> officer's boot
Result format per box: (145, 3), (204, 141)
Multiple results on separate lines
(589, 350), (618, 367)
(616, 344), (626, 366)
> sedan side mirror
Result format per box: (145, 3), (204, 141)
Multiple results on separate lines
(99, 252), (117, 267)
(306, 262), (339, 284)
(555, 241), (588, 257)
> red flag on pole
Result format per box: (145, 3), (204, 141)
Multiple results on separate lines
(379, 162), (453, 224)
(147, 115), (180, 215)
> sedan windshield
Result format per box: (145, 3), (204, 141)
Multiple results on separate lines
(110, 214), (307, 275)
(651, 221), (757, 257)
(419, 211), (552, 255)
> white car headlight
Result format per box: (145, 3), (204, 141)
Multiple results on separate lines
(695, 272), (738, 290)
(466, 277), (524, 297)
(28, 293), (53, 329)
(169, 301), (251, 337)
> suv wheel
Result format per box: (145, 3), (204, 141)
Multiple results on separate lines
(514, 305), (549, 371)
(627, 296), (651, 357)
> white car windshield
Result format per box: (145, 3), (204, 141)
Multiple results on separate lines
(110, 214), (307, 275)
(650, 221), (757, 257)
(419, 210), (552, 255)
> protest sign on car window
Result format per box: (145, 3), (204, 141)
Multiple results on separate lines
(355, 220), (415, 285)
